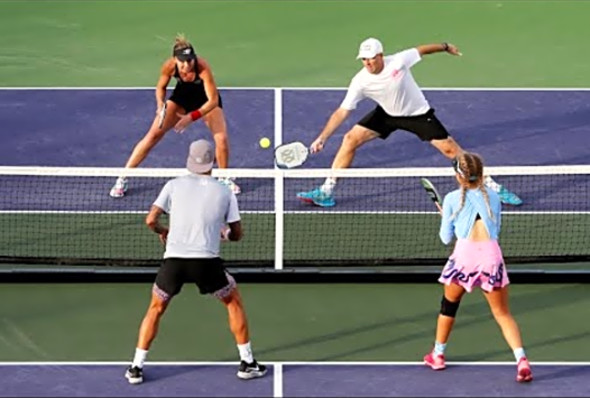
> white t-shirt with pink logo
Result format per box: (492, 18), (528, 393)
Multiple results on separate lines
(340, 48), (430, 116)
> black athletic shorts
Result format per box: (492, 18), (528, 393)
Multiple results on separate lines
(169, 81), (223, 112)
(153, 257), (235, 301)
(357, 106), (450, 141)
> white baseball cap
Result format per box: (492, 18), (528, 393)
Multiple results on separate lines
(356, 37), (384, 59)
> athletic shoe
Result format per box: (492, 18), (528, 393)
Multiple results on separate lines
(237, 360), (267, 380)
(125, 365), (143, 384)
(516, 357), (533, 382)
(423, 351), (446, 370)
(296, 188), (335, 207)
(219, 177), (241, 195)
(109, 177), (128, 198)
(497, 186), (523, 206)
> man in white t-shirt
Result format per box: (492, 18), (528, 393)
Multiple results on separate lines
(125, 139), (266, 385)
(297, 38), (522, 207)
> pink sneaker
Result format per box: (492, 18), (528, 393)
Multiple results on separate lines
(424, 351), (446, 370)
(516, 357), (533, 382)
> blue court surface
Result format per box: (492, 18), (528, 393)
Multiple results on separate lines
(1, 361), (589, 397)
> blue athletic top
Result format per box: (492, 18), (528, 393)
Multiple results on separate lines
(439, 187), (502, 245)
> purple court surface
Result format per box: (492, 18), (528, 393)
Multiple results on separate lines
(1, 89), (589, 169)
(1, 89), (589, 214)
(0, 362), (589, 397)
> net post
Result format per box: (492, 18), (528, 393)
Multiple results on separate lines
(274, 88), (284, 270)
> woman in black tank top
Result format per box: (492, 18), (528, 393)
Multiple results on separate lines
(109, 34), (239, 199)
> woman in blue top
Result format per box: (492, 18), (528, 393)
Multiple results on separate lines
(423, 152), (533, 383)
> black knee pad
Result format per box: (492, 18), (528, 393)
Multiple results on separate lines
(440, 295), (460, 317)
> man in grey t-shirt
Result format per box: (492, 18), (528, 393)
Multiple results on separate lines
(125, 139), (266, 384)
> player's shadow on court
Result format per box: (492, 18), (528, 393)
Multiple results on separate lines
(450, 330), (590, 362)
(535, 364), (590, 382)
(236, 284), (588, 361)
(139, 365), (205, 383)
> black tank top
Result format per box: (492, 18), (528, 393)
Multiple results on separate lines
(174, 65), (203, 86)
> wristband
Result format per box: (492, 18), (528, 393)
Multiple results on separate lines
(442, 42), (449, 52)
(190, 109), (202, 121)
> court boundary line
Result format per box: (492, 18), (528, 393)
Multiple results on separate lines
(0, 361), (588, 366)
(1, 87), (590, 91)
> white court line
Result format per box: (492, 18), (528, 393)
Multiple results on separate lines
(1, 87), (590, 91)
(0, 361), (588, 366)
(273, 363), (283, 398)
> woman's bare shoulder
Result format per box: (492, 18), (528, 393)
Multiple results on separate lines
(160, 58), (176, 75)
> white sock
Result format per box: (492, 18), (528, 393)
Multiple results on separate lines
(237, 342), (254, 363)
(320, 177), (337, 195)
(484, 175), (501, 192)
(513, 347), (526, 362)
(132, 348), (148, 369)
(434, 341), (447, 356)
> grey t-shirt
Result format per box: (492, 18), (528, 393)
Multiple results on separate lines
(153, 174), (240, 259)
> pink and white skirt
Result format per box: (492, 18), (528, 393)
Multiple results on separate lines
(438, 239), (509, 293)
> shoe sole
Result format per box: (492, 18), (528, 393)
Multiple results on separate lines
(424, 361), (446, 371)
(237, 368), (268, 380)
(297, 196), (314, 204)
(297, 195), (335, 207)
(125, 374), (143, 385)
(109, 188), (128, 198)
(502, 201), (523, 206)
(516, 371), (533, 382)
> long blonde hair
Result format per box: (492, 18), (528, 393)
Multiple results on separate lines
(451, 152), (494, 221)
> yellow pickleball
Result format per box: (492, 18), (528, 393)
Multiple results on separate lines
(259, 137), (271, 149)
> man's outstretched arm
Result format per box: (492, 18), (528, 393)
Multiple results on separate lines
(311, 107), (351, 153)
(416, 42), (461, 56)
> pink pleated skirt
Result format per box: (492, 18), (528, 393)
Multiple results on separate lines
(438, 239), (509, 293)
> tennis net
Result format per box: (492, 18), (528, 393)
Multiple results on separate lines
(0, 165), (589, 269)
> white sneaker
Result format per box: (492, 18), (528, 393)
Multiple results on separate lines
(124, 365), (143, 384)
(219, 177), (241, 195)
(109, 177), (128, 198)
(237, 360), (267, 380)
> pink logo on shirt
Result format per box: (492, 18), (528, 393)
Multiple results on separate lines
(391, 69), (402, 79)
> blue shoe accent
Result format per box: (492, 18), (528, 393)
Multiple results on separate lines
(497, 186), (523, 206)
(296, 188), (336, 207)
